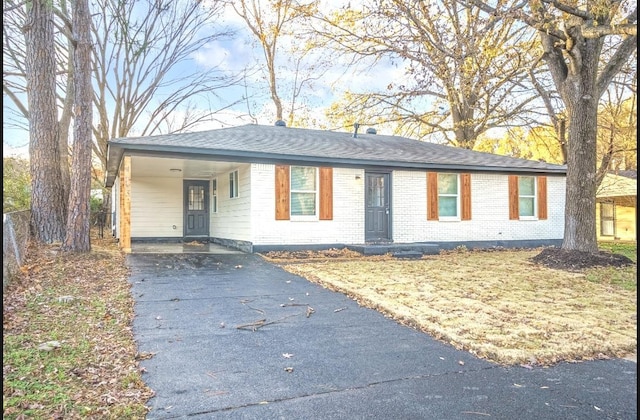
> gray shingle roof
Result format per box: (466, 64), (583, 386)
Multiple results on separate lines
(106, 124), (566, 186)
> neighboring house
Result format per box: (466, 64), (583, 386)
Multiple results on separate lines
(105, 123), (567, 253)
(596, 171), (637, 242)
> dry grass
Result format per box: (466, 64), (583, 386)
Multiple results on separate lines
(265, 248), (637, 366)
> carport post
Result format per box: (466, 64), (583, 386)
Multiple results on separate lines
(119, 155), (131, 253)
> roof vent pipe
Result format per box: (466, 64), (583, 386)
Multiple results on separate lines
(275, 120), (286, 127)
(366, 127), (377, 135)
(353, 122), (360, 138)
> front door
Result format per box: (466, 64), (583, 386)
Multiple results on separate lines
(184, 180), (209, 238)
(365, 172), (390, 242)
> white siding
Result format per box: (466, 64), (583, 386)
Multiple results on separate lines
(392, 171), (565, 243)
(130, 177), (183, 238)
(250, 164), (365, 245)
(118, 160), (565, 246)
(210, 164), (252, 241)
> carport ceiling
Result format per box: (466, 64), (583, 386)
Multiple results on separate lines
(131, 156), (239, 179)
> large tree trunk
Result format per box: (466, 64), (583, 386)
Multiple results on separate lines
(562, 99), (599, 252)
(25, 0), (66, 243)
(62, 0), (93, 252)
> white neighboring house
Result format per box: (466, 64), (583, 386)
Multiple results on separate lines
(105, 123), (567, 254)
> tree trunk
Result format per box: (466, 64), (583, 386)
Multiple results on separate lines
(62, 0), (93, 252)
(562, 99), (599, 252)
(25, 0), (66, 244)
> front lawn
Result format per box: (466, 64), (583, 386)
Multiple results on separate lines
(264, 245), (637, 366)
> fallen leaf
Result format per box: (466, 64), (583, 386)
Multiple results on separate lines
(284, 367), (293, 373)
(282, 353), (294, 359)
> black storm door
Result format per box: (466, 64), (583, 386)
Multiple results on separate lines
(184, 180), (209, 237)
(365, 172), (390, 242)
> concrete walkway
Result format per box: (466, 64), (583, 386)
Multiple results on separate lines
(127, 253), (637, 420)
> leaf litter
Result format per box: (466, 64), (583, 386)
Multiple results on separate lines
(3, 230), (154, 419)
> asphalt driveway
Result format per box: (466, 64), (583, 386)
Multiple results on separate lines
(127, 253), (637, 420)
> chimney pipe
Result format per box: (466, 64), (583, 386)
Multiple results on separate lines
(353, 122), (360, 138)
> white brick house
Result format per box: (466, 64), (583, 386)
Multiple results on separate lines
(105, 123), (566, 253)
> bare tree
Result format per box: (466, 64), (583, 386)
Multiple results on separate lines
(62, 0), (93, 252)
(229, 0), (327, 126)
(23, 0), (67, 243)
(474, 0), (637, 252)
(91, 0), (240, 182)
(315, 0), (542, 148)
(594, 54), (637, 184)
(5, 0), (242, 235)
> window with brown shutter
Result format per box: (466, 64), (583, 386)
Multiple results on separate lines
(275, 165), (333, 220)
(427, 172), (471, 220)
(509, 175), (547, 220)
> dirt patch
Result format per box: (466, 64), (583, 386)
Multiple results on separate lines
(262, 247), (383, 262)
(531, 248), (634, 271)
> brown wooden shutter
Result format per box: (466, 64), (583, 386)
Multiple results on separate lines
(427, 172), (438, 220)
(319, 167), (333, 220)
(275, 165), (290, 220)
(537, 176), (548, 220)
(508, 175), (519, 220)
(461, 173), (471, 221)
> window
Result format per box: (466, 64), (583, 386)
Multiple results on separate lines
(438, 173), (459, 218)
(212, 178), (218, 213)
(188, 185), (205, 210)
(229, 170), (239, 198)
(518, 176), (536, 217)
(427, 172), (471, 221)
(600, 202), (615, 236)
(275, 165), (333, 221)
(290, 166), (317, 217)
(508, 175), (547, 220)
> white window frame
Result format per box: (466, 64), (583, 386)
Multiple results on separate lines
(211, 178), (218, 213)
(229, 170), (239, 199)
(438, 173), (460, 221)
(518, 176), (537, 220)
(290, 166), (318, 221)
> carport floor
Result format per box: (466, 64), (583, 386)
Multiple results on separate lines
(131, 242), (243, 254)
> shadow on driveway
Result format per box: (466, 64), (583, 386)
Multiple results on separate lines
(127, 253), (637, 420)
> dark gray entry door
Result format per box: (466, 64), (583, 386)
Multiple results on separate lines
(365, 172), (390, 242)
(184, 180), (209, 237)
